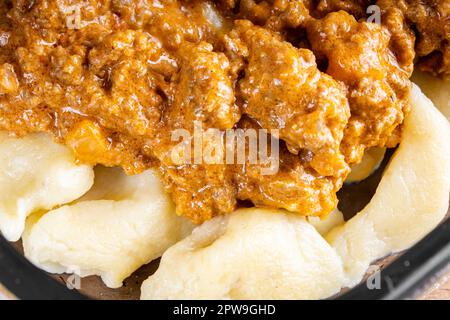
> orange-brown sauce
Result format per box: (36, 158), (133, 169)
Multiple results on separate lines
(0, 0), (446, 223)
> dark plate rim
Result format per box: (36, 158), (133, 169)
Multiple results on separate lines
(0, 217), (449, 300)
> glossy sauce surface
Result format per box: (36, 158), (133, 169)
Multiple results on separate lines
(0, 0), (445, 223)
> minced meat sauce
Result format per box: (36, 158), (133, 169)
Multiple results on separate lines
(0, 0), (447, 223)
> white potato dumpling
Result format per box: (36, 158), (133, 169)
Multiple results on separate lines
(411, 71), (450, 120)
(327, 84), (450, 287)
(308, 208), (344, 236)
(23, 166), (194, 289)
(0, 132), (94, 241)
(345, 147), (386, 184)
(141, 208), (345, 300)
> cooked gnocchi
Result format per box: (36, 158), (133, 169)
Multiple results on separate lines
(308, 208), (344, 236)
(345, 148), (386, 184)
(327, 84), (450, 286)
(141, 208), (345, 300)
(411, 71), (450, 120)
(23, 166), (194, 288)
(0, 133), (94, 241)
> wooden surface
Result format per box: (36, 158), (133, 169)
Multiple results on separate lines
(418, 265), (450, 300)
(0, 283), (16, 300)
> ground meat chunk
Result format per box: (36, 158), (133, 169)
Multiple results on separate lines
(218, 0), (239, 11)
(111, 0), (224, 49)
(314, 0), (372, 19)
(236, 151), (339, 217)
(376, 0), (416, 74)
(86, 30), (175, 136)
(220, 0), (312, 30)
(0, 63), (19, 95)
(153, 42), (240, 223)
(1, 19), (178, 172)
(225, 20), (350, 177)
(49, 46), (84, 85)
(159, 161), (237, 223)
(307, 11), (411, 163)
(377, 0), (450, 78)
(8, 0), (118, 42)
(245, 0), (311, 28)
(160, 114), (343, 223)
(234, 118), (340, 217)
(154, 32), (348, 221)
(163, 42), (240, 130)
